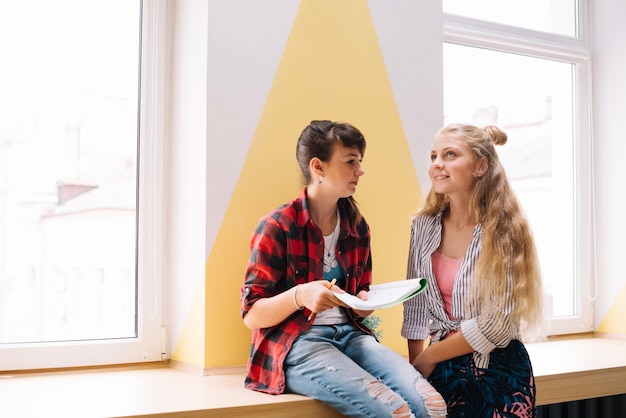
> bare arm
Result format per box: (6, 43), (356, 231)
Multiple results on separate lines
(411, 331), (474, 378)
(243, 280), (346, 329)
(407, 339), (428, 364)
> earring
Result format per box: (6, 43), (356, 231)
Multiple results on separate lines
(318, 177), (323, 184)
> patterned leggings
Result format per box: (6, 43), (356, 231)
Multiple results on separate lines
(428, 340), (536, 417)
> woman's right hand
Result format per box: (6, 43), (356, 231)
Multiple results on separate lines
(412, 351), (437, 379)
(297, 280), (346, 314)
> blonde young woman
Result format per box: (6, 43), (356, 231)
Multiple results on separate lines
(402, 123), (544, 417)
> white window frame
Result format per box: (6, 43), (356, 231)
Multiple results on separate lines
(0, 0), (167, 370)
(443, 1), (594, 336)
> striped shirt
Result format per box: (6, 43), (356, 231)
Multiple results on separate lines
(401, 211), (518, 368)
(241, 188), (374, 394)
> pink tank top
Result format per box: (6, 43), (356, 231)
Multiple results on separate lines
(431, 251), (462, 320)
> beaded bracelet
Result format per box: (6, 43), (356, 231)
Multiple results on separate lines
(293, 285), (304, 310)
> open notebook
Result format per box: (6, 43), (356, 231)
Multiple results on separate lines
(333, 278), (427, 310)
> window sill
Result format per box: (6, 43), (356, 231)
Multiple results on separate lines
(525, 333), (626, 405)
(1, 334), (624, 417)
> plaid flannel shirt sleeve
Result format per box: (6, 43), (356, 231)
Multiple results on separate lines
(240, 211), (307, 394)
(241, 216), (287, 317)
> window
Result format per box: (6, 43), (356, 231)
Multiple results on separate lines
(0, 0), (166, 370)
(443, 0), (578, 37)
(443, 0), (593, 335)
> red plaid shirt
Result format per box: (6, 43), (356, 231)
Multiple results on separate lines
(240, 188), (374, 394)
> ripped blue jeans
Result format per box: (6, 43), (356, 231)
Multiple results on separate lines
(284, 323), (445, 418)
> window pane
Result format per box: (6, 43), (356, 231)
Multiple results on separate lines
(443, 43), (575, 318)
(0, 0), (140, 343)
(443, 0), (578, 37)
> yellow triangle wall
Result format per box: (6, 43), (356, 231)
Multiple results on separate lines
(173, 0), (424, 369)
(597, 283), (626, 335)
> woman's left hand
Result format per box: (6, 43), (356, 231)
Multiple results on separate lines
(352, 290), (373, 318)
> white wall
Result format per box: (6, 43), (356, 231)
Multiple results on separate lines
(167, 0), (209, 353)
(591, 0), (626, 328)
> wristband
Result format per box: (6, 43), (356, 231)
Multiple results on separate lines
(293, 285), (304, 310)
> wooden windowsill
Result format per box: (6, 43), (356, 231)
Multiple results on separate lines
(1, 334), (625, 417)
(525, 333), (626, 405)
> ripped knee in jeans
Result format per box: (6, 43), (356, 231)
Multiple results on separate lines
(366, 379), (412, 418)
(415, 378), (447, 417)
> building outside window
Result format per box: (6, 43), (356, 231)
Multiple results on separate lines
(0, 0), (165, 370)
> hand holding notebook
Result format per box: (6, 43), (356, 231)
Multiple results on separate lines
(333, 278), (427, 310)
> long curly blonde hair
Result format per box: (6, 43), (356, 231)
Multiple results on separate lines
(421, 123), (545, 342)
